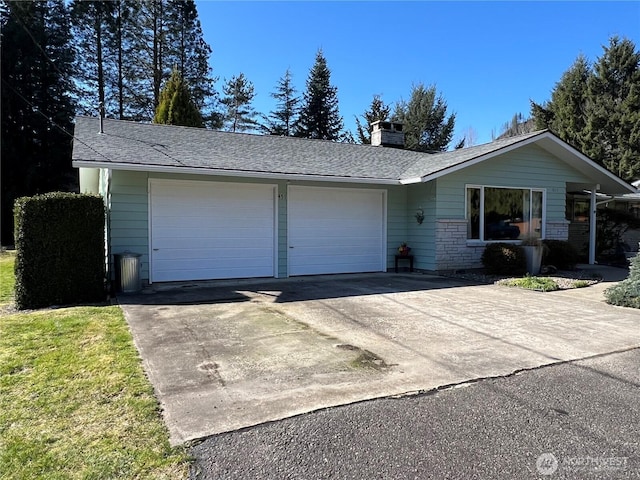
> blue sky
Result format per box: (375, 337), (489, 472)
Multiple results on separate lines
(196, 1), (640, 146)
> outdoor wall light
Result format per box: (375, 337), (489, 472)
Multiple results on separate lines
(415, 208), (424, 224)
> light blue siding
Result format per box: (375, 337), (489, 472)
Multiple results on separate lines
(108, 171), (408, 281)
(106, 143), (592, 279)
(407, 181), (437, 270)
(109, 170), (149, 280)
(385, 185), (408, 270)
(435, 144), (592, 220)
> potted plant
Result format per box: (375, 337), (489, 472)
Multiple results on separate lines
(398, 242), (411, 256)
(520, 235), (544, 275)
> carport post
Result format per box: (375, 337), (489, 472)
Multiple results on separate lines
(589, 185), (598, 265)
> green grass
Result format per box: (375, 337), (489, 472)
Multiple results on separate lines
(0, 254), (190, 479)
(0, 250), (16, 305)
(499, 275), (559, 292)
(571, 280), (591, 289)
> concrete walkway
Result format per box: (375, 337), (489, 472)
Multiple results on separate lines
(119, 270), (640, 445)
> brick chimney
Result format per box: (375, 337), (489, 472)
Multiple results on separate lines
(371, 120), (404, 148)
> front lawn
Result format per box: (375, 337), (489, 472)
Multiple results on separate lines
(0, 250), (16, 305)
(0, 253), (189, 479)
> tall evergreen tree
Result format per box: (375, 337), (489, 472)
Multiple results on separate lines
(531, 55), (590, 150)
(165, 0), (215, 113)
(294, 49), (343, 140)
(106, 0), (143, 120)
(153, 68), (203, 127)
(0, 0), (77, 244)
(221, 73), (258, 132)
(70, 0), (115, 117)
(585, 37), (640, 180)
(392, 83), (456, 152)
(354, 94), (391, 144)
(531, 37), (640, 181)
(109, 0), (215, 122)
(262, 69), (299, 136)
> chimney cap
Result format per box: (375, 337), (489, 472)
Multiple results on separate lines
(371, 120), (405, 148)
(371, 120), (403, 132)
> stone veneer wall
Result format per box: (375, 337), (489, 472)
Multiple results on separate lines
(434, 219), (484, 270)
(435, 218), (572, 271)
(545, 220), (570, 240)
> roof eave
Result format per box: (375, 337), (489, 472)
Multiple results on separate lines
(402, 131), (636, 195)
(72, 160), (402, 185)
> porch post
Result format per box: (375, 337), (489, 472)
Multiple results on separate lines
(588, 185), (598, 265)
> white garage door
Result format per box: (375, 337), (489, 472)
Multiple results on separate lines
(288, 186), (386, 276)
(150, 179), (276, 282)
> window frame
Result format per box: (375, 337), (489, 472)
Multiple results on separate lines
(465, 184), (546, 243)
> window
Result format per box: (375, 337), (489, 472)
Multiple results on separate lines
(572, 199), (590, 222)
(466, 186), (544, 241)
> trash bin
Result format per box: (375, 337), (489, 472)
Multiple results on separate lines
(114, 251), (142, 293)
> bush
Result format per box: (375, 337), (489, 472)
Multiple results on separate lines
(14, 192), (106, 309)
(542, 239), (579, 270)
(604, 253), (640, 308)
(481, 243), (526, 275)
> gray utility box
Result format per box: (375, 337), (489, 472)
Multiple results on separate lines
(114, 252), (142, 293)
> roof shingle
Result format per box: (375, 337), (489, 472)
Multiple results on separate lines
(71, 116), (547, 182)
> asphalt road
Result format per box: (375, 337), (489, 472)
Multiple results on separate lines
(189, 348), (640, 480)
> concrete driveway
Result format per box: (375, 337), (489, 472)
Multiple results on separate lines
(118, 270), (640, 445)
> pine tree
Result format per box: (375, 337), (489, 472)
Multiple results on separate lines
(0, 0), (76, 244)
(531, 37), (640, 181)
(294, 49), (343, 140)
(531, 55), (590, 149)
(70, 0), (115, 117)
(263, 69), (299, 136)
(355, 94), (391, 144)
(221, 73), (258, 132)
(121, 0), (216, 122)
(585, 37), (640, 180)
(392, 84), (455, 152)
(153, 68), (203, 127)
(164, 0), (216, 116)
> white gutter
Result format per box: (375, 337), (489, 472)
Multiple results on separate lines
(72, 160), (401, 185)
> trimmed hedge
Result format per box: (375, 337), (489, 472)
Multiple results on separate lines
(14, 193), (106, 309)
(604, 253), (640, 308)
(542, 239), (579, 270)
(481, 243), (526, 275)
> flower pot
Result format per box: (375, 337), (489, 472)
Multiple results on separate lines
(523, 245), (543, 275)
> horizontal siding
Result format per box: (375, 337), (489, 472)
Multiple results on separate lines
(110, 172), (405, 280)
(385, 186), (407, 271)
(407, 181), (436, 270)
(109, 170), (150, 281)
(435, 144), (592, 221)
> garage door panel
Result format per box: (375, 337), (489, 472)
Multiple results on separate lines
(151, 180), (275, 281)
(288, 186), (385, 276)
(153, 215), (273, 229)
(153, 237), (273, 250)
(154, 247), (274, 261)
(152, 226), (274, 243)
(155, 256), (274, 272)
(153, 265), (273, 283)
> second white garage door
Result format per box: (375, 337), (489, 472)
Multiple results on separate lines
(150, 179), (276, 282)
(288, 186), (386, 276)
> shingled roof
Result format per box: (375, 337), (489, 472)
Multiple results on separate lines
(71, 116), (634, 193)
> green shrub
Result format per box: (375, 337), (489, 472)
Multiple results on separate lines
(499, 275), (559, 292)
(14, 192), (106, 309)
(542, 239), (579, 270)
(481, 243), (526, 275)
(604, 253), (640, 308)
